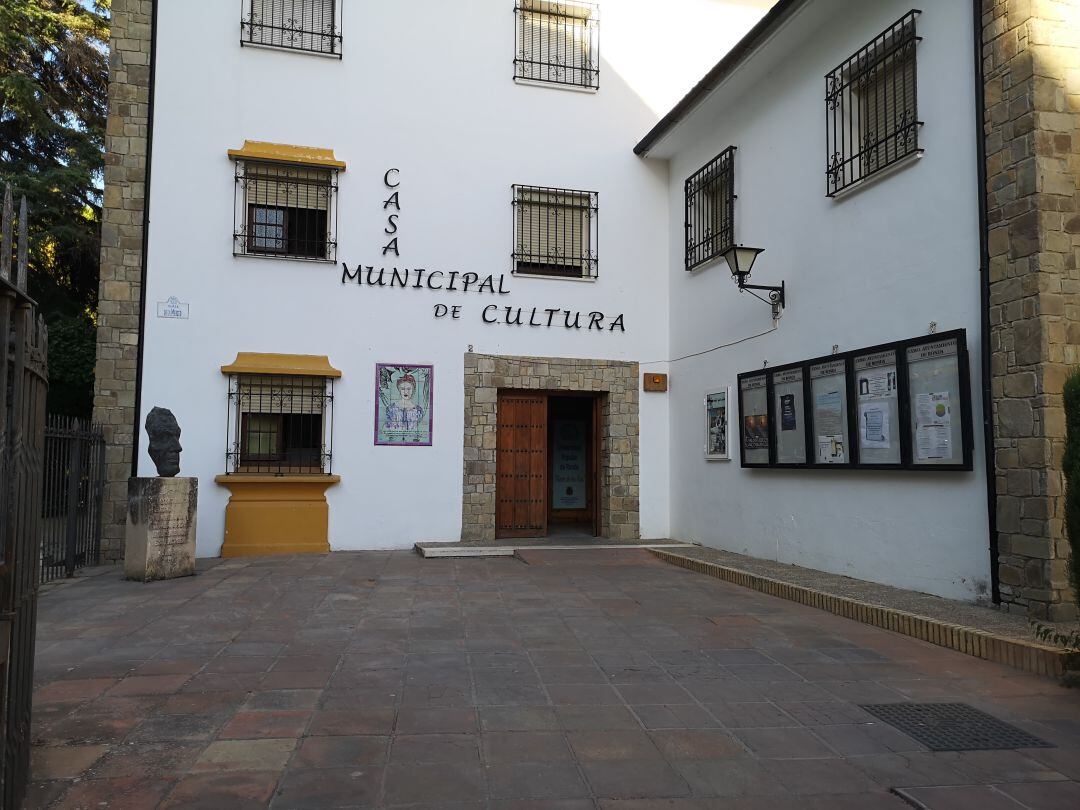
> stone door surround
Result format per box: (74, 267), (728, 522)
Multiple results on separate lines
(462, 353), (640, 542)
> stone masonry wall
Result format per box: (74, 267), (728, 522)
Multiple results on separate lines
(462, 353), (640, 542)
(984, 0), (1080, 620)
(93, 0), (153, 560)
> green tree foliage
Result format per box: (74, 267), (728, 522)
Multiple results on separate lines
(1063, 368), (1080, 618)
(1, 0), (109, 416)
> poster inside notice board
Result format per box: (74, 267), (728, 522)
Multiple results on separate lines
(740, 374), (769, 465)
(771, 367), (806, 464)
(906, 338), (963, 466)
(810, 359), (849, 465)
(854, 349), (901, 465)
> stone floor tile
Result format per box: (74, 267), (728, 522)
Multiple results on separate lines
(648, 729), (745, 760)
(848, 752), (983, 788)
(556, 706), (642, 731)
(51, 775), (175, 810)
(568, 730), (664, 760)
(389, 733), (481, 764)
(105, 674), (191, 697)
(994, 779), (1080, 806)
(732, 726), (835, 758)
(491, 801), (593, 810)
(953, 750), (1070, 784)
(547, 685), (623, 705)
(811, 721), (927, 755)
(581, 759), (691, 799)
(160, 690), (248, 715)
(383, 762), (487, 804)
(481, 731), (573, 763)
(760, 757), (883, 795)
(203, 655), (277, 674)
(245, 688), (321, 710)
(270, 766), (383, 809)
(127, 713), (226, 743)
(320, 686), (400, 709)
(219, 710), (311, 739)
(160, 770), (282, 810)
(34, 678), (117, 705)
(537, 666), (609, 684)
(672, 757), (791, 798)
(260, 669), (333, 690)
(396, 707), (479, 734)
(29, 744), (109, 780)
(631, 704), (722, 730)
(90, 741), (203, 779)
(616, 683), (695, 705)
(133, 658), (205, 676)
(485, 762), (592, 800)
(475, 683), (549, 706)
(21, 779), (69, 809)
(705, 700), (797, 728)
(292, 735), (389, 768)
(192, 738), (296, 772)
(308, 708), (396, 736)
(892, 785), (1028, 810)
(480, 706), (561, 731)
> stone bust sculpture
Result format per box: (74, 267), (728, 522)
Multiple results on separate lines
(146, 407), (182, 477)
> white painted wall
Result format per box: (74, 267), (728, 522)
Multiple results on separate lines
(654, 0), (993, 601)
(139, 0), (767, 555)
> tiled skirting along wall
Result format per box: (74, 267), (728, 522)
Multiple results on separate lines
(461, 353), (640, 542)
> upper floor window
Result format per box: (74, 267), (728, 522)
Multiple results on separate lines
(228, 142), (343, 263)
(826, 10), (921, 197)
(685, 146), (735, 272)
(241, 0), (343, 57)
(512, 185), (598, 280)
(514, 1), (599, 90)
(222, 353), (340, 476)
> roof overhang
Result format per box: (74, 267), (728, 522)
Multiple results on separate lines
(634, 0), (812, 158)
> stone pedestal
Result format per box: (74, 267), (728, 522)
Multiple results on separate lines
(125, 477), (197, 581)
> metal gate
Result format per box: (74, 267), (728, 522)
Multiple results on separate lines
(41, 418), (105, 584)
(0, 186), (48, 809)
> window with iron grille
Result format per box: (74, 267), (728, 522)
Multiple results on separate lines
(241, 0), (342, 57)
(233, 160), (338, 261)
(826, 11), (922, 197)
(512, 185), (598, 279)
(514, 1), (599, 89)
(685, 146), (735, 272)
(225, 374), (334, 474)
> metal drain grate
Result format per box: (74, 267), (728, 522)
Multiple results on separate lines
(859, 702), (1053, 751)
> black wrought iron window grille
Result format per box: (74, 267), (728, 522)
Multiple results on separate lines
(512, 185), (599, 279)
(233, 160), (338, 262)
(240, 0), (342, 57)
(514, 1), (599, 89)
(826, 10), (922, 197)
(225, 373), (334, 474)
(685, 146), (736, 272)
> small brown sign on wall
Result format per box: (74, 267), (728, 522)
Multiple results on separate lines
(643, 373), (668, 392)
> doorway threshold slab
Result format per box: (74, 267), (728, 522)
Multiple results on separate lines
(415, 541), (691, 558)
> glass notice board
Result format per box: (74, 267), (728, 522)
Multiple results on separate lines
(771, 367), (806, 464)
(735, 329), (972, 471)
(854, 349), (901, 465)
(810, 359), (849, 465)
(906, 337), (965, 467)
(739, 374), (770, 465)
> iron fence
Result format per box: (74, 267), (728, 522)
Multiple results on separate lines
(40, 416), (106, 584)
(0, 184), (48, 810)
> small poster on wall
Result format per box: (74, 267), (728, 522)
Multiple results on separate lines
(375, 363), (433, 446)
(705, 388), (730, 461)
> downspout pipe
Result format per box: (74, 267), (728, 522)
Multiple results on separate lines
(130, 0), (158, 477)
(972, 0), (1000, 603)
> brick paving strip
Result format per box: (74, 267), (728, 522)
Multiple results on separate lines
(649, 546), (1079, 679)
(23, 549), (1080, 808)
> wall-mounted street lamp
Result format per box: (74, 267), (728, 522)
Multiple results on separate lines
(721, 244), (786, 320)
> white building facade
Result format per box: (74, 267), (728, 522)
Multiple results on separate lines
(102, 0), (1074, 610)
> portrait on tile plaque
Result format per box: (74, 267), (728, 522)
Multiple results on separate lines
(375, 363), (433, 446)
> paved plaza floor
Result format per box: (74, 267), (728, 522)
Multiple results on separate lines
(24, 549), (1080, 809)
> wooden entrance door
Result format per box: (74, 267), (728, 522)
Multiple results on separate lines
(496, 392), (548, 539)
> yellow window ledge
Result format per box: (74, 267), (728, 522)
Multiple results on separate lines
(220, 352), (342, 378)
(227, 141), (346, 171)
